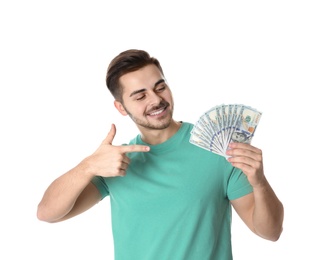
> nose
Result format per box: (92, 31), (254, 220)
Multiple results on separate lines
(148, 91), (162, 106)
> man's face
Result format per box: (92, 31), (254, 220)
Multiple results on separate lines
(115, 64), (174, 131)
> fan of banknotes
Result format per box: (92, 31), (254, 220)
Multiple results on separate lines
(189, 104), (262, 158)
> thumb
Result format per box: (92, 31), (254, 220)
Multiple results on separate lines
(102, 124), (116, 145)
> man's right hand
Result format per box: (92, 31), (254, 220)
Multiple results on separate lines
(83, 124), (150, 177)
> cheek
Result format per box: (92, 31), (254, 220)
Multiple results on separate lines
(162, 91), (173, 102)
(167, 94), (174, 106)
(128, 103), (147, 116)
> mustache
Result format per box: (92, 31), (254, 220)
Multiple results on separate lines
(147, 100), (170, 114)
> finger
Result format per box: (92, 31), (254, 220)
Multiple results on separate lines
(228, 154), (263, 171)
(228, 142), (261, 154)
(228, 161), (254, 175)
(120, 144), (150, 153)
(228, 156), (256, 167)
(121, 154), (131, 165)
(102, 124), (116, 145)
(226, 148), (256, 160)
(227, 145), (262, 159)
(119, 161), (130, 171)
(117, 169), (127, 177)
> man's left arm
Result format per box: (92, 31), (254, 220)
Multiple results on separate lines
(227, 142), (284, 241)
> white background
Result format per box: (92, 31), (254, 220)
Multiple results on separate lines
(1, 0), (324, 259)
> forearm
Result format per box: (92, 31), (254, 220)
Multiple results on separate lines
(252, 180), (284, 241)
(37, 161), (94, 223)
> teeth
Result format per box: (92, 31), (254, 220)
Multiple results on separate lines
(149, 108), (164, 116)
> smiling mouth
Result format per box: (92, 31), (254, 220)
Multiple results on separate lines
(147, 104), (168, 117)
(148, 108), (165, 116)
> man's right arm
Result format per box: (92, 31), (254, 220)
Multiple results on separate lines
(37, 124), (150, 223)
(37, 161), (102, 223)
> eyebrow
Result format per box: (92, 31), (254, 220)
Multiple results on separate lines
(129, 79), (165, 97)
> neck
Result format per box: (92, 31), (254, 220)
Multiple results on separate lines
(139, 120), (182, 145)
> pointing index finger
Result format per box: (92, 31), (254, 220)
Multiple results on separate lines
(121, 144), (150, 153)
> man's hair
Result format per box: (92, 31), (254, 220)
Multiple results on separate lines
(106, 49), (164, 101)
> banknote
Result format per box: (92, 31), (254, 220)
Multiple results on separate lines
(189, 104), (262, 158)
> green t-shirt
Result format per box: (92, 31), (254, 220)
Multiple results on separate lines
(92, 122), (253, 260)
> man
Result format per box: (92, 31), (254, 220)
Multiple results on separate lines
(37, 49), (284, 259)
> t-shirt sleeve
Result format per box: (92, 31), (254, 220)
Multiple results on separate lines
(91, 176), (110, 199)
(227, 167), (253, 200)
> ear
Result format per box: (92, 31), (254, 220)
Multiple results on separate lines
(114, 100), (128, 116)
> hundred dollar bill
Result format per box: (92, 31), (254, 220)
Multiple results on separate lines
(189, 132), (222, 154)
(191, 120), (223, 154)
(205, 105), (224, 150)
(224, 104), (244, 147)
(228, 105), (262, 146)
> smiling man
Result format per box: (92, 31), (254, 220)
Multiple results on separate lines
(37, 49), (284, 260)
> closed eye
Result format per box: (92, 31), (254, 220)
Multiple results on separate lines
(156, 86), (166, 92)
(136, 95), (146, 101)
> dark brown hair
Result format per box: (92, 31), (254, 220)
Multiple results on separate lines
(106, 49), (164, 101)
